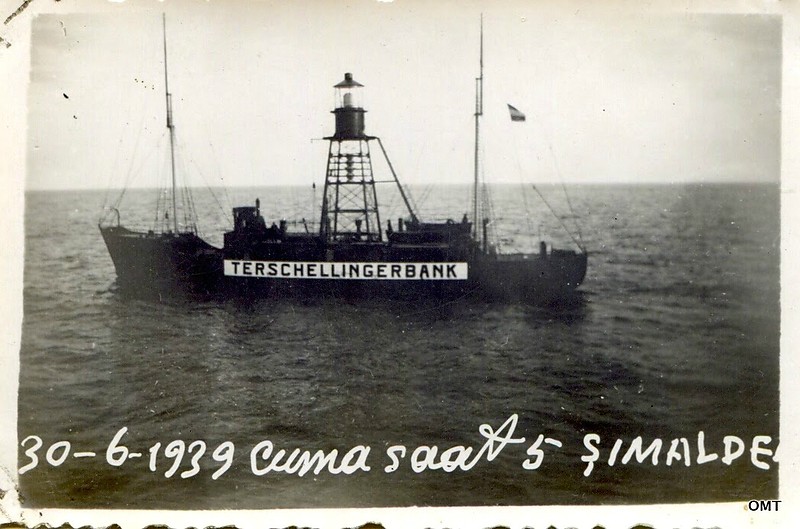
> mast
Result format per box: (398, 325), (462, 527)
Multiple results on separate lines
(472, 15), (484, 241)
(163, 13), (179, 235)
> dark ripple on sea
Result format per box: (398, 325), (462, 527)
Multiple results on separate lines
(18, 184), (779, 508)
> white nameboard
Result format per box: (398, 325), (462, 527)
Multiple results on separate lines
(224, 260), (469, 280)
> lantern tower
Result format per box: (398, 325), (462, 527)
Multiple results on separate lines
(320, 73), (382, 242)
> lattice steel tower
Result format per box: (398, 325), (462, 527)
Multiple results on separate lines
(320, 73), (383, 242)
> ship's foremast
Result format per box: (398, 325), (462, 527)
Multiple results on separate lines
(162, 14), (179, 235)
(159, 14), (197, 236)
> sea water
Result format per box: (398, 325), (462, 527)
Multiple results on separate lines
(18, 183), (779, 508)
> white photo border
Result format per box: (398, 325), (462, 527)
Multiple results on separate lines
(1, 0), (797, 527)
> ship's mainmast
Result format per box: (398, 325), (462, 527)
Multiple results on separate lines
(472, 15), (484, 243)
(320, 73), (417, 242)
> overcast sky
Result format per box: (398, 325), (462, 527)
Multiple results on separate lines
(25, 0), (781, 189)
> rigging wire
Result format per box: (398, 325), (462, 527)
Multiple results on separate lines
(153, 147), (167, 232)
(104, 31), (167, 226)
(100, 136), (124, 225)
(106, 21), (217, 237)
(548, 142), (584, 248)
(101, 137), (124, 219)
(481, 180), (499, 250)
(177, 145), (200, 233)
(506, 104), (586, 253)
(532, 111), (585, 251)
(102, 62), (152, 221)
(180, 177), (192, 231)
(475, 132), (502, 252)
(397, 182), (420, 222)
(511, 128), (539, 240)
(530, 183), (584, 251)
(188, 156), (231, 227)
(174, 150), (189, 230)
(414, 184), (435, 218)
(403, 140), (424, 218)
(208, 142), (233, 217)
(114, 130), (168, 213)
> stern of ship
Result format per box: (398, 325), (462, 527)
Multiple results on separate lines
(472, 247), (587, 304)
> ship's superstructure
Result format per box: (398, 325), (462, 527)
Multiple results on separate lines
(219, 72), (479, 297)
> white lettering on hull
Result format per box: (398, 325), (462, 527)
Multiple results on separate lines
(224, 260), (468, 280)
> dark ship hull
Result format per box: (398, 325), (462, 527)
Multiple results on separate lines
(220, 255), (588, 303)
(100, 219), (587, 304)
(219, 215), (586, 303)
(471, 251), (587, 302)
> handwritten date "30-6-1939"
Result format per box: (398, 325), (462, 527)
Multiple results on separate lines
(18, 415), (779, 479)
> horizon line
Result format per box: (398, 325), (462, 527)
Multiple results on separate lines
(24, 180), (781, 192)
